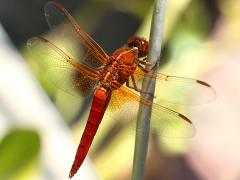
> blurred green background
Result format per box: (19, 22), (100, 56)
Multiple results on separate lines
(1, 0), (240, 179)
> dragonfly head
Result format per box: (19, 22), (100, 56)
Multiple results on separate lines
(128, 36), (149, 58)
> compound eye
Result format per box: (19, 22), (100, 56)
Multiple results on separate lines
(128, 37), (139, 48)
(128, 36), (149, 57)
(138, 40), (149, 57)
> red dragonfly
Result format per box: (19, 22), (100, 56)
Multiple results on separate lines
(27, 1), (216, 178)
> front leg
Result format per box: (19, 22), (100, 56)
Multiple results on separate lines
(125, 76), (137, 91)
(138, 58), (153, 66)
(138, 57), (159, 71)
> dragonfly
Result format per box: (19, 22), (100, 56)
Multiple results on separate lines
(27, 1), (216, 178)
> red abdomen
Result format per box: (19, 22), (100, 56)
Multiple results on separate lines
(69, 88), (111, 178)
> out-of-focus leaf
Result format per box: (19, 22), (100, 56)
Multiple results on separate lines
(0, 129), (41, 179)
(138, 0), (193, 42)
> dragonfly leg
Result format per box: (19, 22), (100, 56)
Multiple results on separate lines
(126, 76), (154, 97)
(138, 58), (160, 71)
(126, 78), (140, 92)
(126, 77), (137, 90)
(138, 58), (153, 66)
(130, 75), (141, 91)
(126, 78), (130, 87)
(137, 64), (151, 73)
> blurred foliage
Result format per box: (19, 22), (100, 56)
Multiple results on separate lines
(138, 0), (192, 41)
(0, 129), (40, 179)
(76, 0), (154, 21)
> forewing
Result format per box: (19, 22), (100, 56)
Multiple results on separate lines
(44, 1), (109, 69)
(133, 68), (216, 105)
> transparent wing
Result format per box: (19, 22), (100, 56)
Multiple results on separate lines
(44, 1), (109, 69)
(132, 68), (216, 105)
(27, 36), (100, 97)
(107, 86), (194, 138)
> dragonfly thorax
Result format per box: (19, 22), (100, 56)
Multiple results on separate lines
(111, 48), (138, 66)
(99, 48), (138, 90)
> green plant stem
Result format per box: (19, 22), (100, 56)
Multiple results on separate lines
(132, 0), (166, 180)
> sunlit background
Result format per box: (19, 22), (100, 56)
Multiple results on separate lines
(0, 0), (240, 179)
